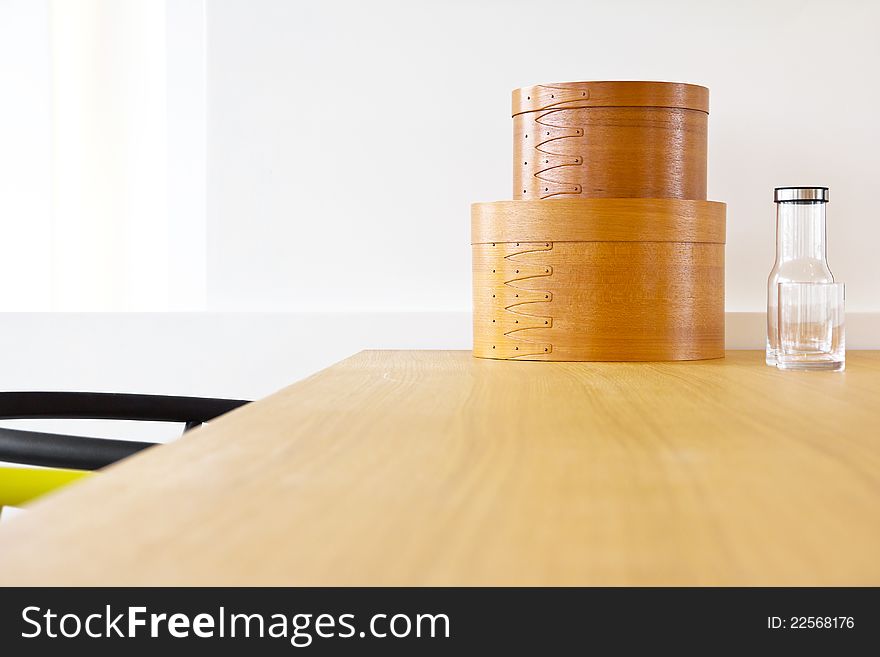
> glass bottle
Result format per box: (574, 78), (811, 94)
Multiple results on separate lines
(766, 187), (834, 365)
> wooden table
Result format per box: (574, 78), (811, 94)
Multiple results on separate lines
(1, 351), (878, 586)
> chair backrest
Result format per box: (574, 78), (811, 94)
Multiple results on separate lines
(0, 392), (250, 470)
(0, 392), (249, 423)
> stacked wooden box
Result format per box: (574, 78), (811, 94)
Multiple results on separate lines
(472, 81), (726, 361)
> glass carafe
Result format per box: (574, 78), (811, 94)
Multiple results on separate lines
(766, 187), (834, 365)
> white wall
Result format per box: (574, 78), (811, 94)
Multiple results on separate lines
(206, 0), (880, 313)
(4, 0), (877, 316)
(0, 0), (52, 309)
(166, 0), (208, 310)
(50, 0), (170, 310)
(0, 0), (207, 311)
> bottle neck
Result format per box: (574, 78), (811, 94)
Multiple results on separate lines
(775, 201), (827, 263)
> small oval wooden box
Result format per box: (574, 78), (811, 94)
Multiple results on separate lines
(513, 81), (708, 200)
(472, 199), (726, 361)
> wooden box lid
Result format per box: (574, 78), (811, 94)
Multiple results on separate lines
(512, 81), (709, 117)
(471, 199), (726, 245)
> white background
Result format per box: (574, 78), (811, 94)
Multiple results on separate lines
(206, 0), (880, 314)
(2, 0), (878, 314)
(0, 0), (878, 416)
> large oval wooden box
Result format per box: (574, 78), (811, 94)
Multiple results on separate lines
(472, 199), (726, 361)
(513, 81), (708, 200)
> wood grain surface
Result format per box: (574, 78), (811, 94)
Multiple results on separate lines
(471, 200), (726, 361)
(1, 350), (878, 586)
(512, 82), (708, 200)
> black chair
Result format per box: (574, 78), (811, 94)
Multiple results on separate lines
(0, 392), (250, 471)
